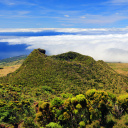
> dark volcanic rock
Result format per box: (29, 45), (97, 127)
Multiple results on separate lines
(38, 48), (46, 54)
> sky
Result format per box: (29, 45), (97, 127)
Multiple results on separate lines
(0, 0), (128, 62)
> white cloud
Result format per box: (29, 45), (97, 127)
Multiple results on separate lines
(17, 11), (30, 15)
(110, 0), (128, 4)
(0, 0), (37, 6)
(60, 14), (128, 25)
(0, 0), (16, 5)
(80, 16), (86, 19)
(64, 15), (70, 17)
(1, 27), (128, 33)
(1, 29), (128, 62)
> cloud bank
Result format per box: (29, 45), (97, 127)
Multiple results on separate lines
(0, 28), (128, 62)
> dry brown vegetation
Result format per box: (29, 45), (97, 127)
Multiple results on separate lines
(108, 63), (128, 76)
(0, 64), (21, 77)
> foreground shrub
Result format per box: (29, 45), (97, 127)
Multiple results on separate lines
(112, 104), (124, 119)
(51, 97), (64, 108)
(79, 121), (85, 128)
(23, 117), (38, 128)
(36, 102), (53, 126)
(0, 100), (33, 128)
(117, 94), (128, 112)
(86, 120), (100, 128)
(86, 89), (113, 124)
(46, 122), (62, 128)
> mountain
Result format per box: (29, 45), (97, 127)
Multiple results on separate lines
(0, 48), (128, 95)
(0, 55), (27, 63)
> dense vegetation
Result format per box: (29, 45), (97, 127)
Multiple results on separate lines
(0, 55), (27, 68)
(1, 49), (128, 127)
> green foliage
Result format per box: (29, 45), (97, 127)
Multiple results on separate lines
(42, 86), (54, 93)
(79, 121), (85, 128)
(39, 102), (50, 111)
(106, 114), (116, 128)
(51, 97), (64, 108)
(86, 120), (100, 128)
(76, 94), (86, 107)
(117, 94), (128, 112)
(61, 93), (73, 99)
(23, 117), (38, 128)
(112, 104), (124, 119)
(1, 49), (128, 127)
(46, 122), (62, 128)
(86, 89), (113, 124)
(0, 99), (34, 127)
(0, 55), (27, 63)
(1, 49), (128, 97)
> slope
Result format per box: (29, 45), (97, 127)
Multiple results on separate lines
(0, 49), (128, 95)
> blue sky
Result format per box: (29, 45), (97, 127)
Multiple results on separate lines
(0, 0), (128, 28)
(0, 0), (128, 62)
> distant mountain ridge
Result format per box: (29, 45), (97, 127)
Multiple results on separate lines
(0, 55), (27, 63)
(0, 49), (128, 95)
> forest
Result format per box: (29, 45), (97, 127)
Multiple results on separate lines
(1, 49), (128, 128)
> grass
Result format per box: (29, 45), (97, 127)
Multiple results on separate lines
(0, 59), (25, 77)
(0, 64), (21, 77)
(108, 63), (128, 76)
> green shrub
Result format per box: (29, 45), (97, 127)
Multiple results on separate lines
(117, 94), (128, 112)
(86, 120), (100, 128)
(36, 102), (53, 126)
(61, 93), (73, 98)
(76, 104), (82, 110)
(51, 97), (63, 108)
(76, 94), (86, 107)
(39, 102), (50, 111)
(71, 97), (78, 106)
(23, 117), (38, 128)
(86, 89), (113, 124)
(46, 122), (62, 128)
(86, 89), (97, 100)
(112, 104), (123, 119)
(42, 86), (53, 93)
(79, 121), (85, 128)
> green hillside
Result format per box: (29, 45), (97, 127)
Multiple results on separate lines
(1, 49), (128, 95)
(0, 55), (27, 67)
(1, 49), (128, 128)
(0, 55), (27, 63)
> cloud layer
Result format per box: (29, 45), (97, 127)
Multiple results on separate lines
(0, 28), (128, 62)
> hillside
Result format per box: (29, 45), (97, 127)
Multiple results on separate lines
(0, 55), (27, 77)
(108, 63), (128, 76)
(1, 48), (128, 95)
(1, 49), (128, 128)
(0, 55), (27, 64)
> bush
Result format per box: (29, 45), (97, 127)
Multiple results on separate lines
(42, 86), (53, 93)
(86, 120), (100, 128)
(23, 117), (38, 128)
(76, 94), (86, 107)
(39, 102), (50, 111)
(36, 102), (53, 126)
(46, 122), (62, 128)
(86, 89), (113, 124)
(79, 121), (85, 128)
(112, 104), (123, 119)
(61, 93), (73, 98)
(51, 97), (63, 108)
(117, 94), (128, 112)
